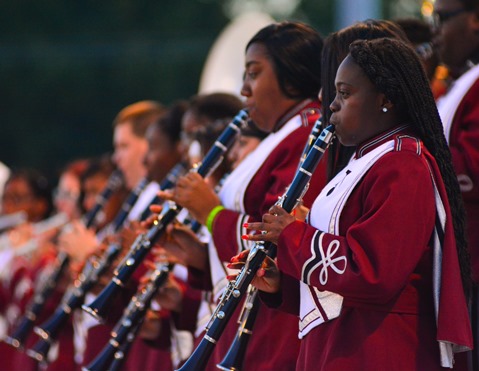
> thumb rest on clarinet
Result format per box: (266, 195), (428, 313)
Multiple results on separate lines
(177, 123), (334, 371)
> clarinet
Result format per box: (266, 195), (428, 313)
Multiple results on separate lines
(2, 253), (69, 350)
(298, 116), (324, 168)
(75, 161), (188, 311)
(3, 170), (123, 352)
(25, 172), (143, 363)
(85, 217), (202, 371)
(80, 161), (187, 304)
(217, 118), (324, 370)
(177, 124), (335, 371)
(82, 262), (172, 371)
(81, 110), (248, 323)
(108, 323), (141, 371)
(216, 285), (260, 370)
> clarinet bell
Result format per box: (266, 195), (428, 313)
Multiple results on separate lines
(26, 336), (52, 364)
(82, 339), (118, 371)
(82, 279), (121, 322)
(216, 327), (251, 371)
(33, 305), (69, 343)
(3, 313), (36, 349)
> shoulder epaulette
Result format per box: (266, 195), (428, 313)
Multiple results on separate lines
(394, 135), (422, 155)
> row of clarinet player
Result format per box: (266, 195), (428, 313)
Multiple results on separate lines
(1, 4), (479, 371)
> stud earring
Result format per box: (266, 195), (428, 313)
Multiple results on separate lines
(382, 107), (388, 113)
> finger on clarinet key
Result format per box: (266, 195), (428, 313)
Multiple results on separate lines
(156, 190), (173, 201)
(226, 262), (244, 270)
(243, 222), (264, 231)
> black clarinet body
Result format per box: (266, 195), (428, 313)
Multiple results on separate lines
(3, 253), (69, 350)
(82, 263), (172, 371)
(81, 110), (248, 323)
(177, 124), (334, 371)
(85, 215), (202, 370)
(108, 327), (139, 371)
(83, 170), (125, 229)
(216, 286), (261, 370)
(80, 162), (187, 314)
(216, 117), (325, 369)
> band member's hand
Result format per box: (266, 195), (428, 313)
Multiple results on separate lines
(139, 309), (163, 340)
(227, 250), (281, 294)
(294, 201), (310, 222)
(153, 223), (208, 271)
(242, 205), (295, 245)
(155, 275), (184, 312)
(58, 220), (99, 262)
(158, 172), (221, 225)
(140, 204), (163, 230)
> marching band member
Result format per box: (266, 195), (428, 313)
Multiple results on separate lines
(241, 37), (472, 371)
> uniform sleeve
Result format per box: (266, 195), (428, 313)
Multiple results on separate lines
(277, 152), (437, 305)
(171, 279), (202, 333)
(449, 79), (479, 201)
(259, 272), (301, 316)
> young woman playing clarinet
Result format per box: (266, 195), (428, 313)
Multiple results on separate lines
(238, 37), (473, 371)
(158, 21), (326, 370)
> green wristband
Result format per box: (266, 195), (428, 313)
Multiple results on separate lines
(206, 205), (225, 234)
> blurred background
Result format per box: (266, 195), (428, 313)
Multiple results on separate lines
(0, 0), (433, 182)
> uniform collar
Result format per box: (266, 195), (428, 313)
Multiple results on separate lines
(272, 98), (319, 133)
(355, 124), (412, 159)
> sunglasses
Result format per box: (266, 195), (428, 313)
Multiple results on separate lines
(433, 8), (469, 27)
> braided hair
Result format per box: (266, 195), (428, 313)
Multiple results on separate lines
(349, 37), (470, 291)
(321, 20), (408, 179)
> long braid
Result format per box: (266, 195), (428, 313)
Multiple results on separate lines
(320, 20), (408, 180)
(350, 38), (471, 292)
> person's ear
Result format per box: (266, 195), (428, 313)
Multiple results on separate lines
(32, 198), (49, 220)
(379, 95), (393, 113)
(470, 10), (479, 34)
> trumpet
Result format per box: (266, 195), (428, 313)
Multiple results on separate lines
(3, 170), (124, 352)
(81, 109), (248, 323)
(177, 124), (335, 371)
